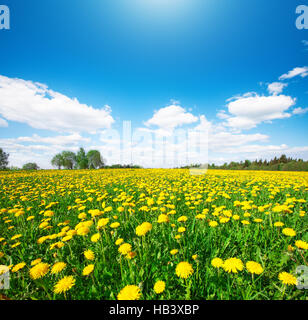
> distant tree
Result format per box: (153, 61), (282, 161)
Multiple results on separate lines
(244, 160), (251, 168)
(23, 162), (39, 170)
(279, 154), (288, 164)
(61, 151), (77, 169)
(51, 153), (64, 169)
(87, 150), (104, 169)
(76, 147), (89, 169)
(0, 148), (9, 170)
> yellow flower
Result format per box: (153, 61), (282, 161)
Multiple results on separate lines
(29, 262), (49, 279)
(11, 262), (26, 273)
(223, 258), (243, 273)
(54, 276), (75, 294)
(118, 243), (132, 255)
(76, 226), (90, 236)
(135, 222), (152, 236)
(84, 249), (95, 260)
(177, 216), (188, 222)
(295, 240), (308, 250)
(274, 221), (284, 227)
(115, 238), (124, 245)
(177, 227), (186, 233)
(170, 249), (179, 255)
(157, 214), (169, 223)
(110, 222), (120, 229)
(232, 215), (240, 220)
(11, 242), (21, 248)
(192, 254), (198, 260)
(211, 258), (224, 268)
(117, 285), (141, 300)
(31, 258), (42, 266)
(241, 220), (250, 225)
(154, 280), (165, 294)
(278, 272), (297, 285)
(209, 221), (218, 227)
(246, 261), (264, 275)
(282, 228), (296, 237)
(51, 262), (67, 274)
(97, 218), (109, 229)
(175, 261), (194, 279)
(82, 264), (94, 276)
(11, 234), (22, 240)
(91, 233), (101, 242)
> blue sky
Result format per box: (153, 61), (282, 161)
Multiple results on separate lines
(0, 0), (307, 168)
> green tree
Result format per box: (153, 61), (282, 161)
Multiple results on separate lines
(51, 153), (64, 169)
(0, 148), (9, 170)
(23, 162), (39, 170)
(61, 151), (77, 169)
(87, 150), (104, 169)
(76, 147), (89, 169)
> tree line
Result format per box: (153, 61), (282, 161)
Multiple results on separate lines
(1, 147), (308, 171)
(208, 154), (308, 171)
(0, 147), (143, 171)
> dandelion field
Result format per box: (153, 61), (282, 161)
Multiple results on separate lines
(0, 169), (307, 300)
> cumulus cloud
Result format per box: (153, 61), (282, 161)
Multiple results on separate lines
(279, 66), (308, 80)
(0, 75), (114, 133)
(144, 104), (198, 130)
(16, 133), (90, 145)
(292, 107), (308, 115)
(267, 82), (287, 95)
(224, 93), (296, 130)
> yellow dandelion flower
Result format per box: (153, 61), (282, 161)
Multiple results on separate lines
(54, 276), (75, 294)
(170, 249), (179, 255)
(51, 262), (67, 274)
(282, 228), (296, 237)
(82, 264), (94, 276)
(278, 272), (297, 286)
(175, 261), (194, 279)
(154, 280), (165, 294)
(91, 233), (101, 242)
(211, 258), (224, 268)
(295, 240), (308, 250)
(118, 243), (132, 255)
(223, 258), (243, 273)
(209, 221), (218, 227)
(117, 285), (141, 300)
(246, 261), (264, 275)
(29, 262), (49, 280)
(31, 258), (42, 266)
(84, 249), (95, 260)
(11, 262), (26, 273)
(135, 222), (152, 236)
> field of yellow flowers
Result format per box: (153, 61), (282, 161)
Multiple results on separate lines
(0, 169), (307, 300)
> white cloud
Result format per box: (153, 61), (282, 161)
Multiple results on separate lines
(279, 66), (308, 80)
(292, 107), (308, 115)
(0, 75), (114, 133)
(0, 117), (8, 127)
(144, 104), (198, 130)
(224, 93), (296, 130)
(267, 82), (287, 95)
(16, 133), (90, 145)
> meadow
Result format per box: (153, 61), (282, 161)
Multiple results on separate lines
(0, 169), (307, 300)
